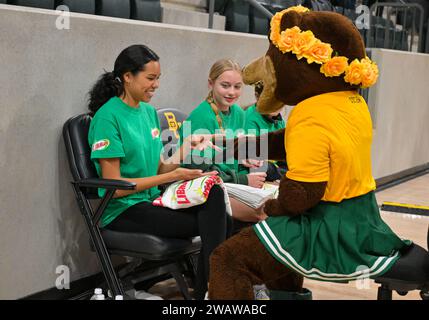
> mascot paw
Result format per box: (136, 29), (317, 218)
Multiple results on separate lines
(264, 199), (287, 217)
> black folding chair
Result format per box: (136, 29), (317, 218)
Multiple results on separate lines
(63, 113), (200, 299)
(374, 226), (429, 300)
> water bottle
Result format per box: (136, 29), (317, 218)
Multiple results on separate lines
(94, 294), (105, 300)
(90, 288), (105, 300)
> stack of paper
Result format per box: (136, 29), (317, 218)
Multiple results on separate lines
(224, 183), (279, 209)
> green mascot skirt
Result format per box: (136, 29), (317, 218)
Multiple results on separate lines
(254, 191), (412, 282)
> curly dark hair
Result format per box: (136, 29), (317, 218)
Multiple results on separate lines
(88, 44), (159, 115)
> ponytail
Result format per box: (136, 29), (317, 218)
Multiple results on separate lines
(88, 71), (123, 115)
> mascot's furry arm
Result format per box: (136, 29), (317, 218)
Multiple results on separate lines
(232, 129), (286, 160)
(263, 178), (327, 217)
(232, 132), (327, 217)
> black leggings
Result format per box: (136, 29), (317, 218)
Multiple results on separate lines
(105, 185), (232, 299)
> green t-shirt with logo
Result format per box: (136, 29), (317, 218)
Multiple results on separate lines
(179, 100), (248, 184)
(244, 104), (285, 135)
(242, 104), (286, 175)
(88, 96), (163, 227)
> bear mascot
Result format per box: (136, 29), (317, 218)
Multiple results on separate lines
(208, 5), (411, 300)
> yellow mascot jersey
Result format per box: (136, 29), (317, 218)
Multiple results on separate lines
(285, 90), (376, 202)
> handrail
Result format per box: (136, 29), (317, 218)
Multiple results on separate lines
(208, 0), (215, 29)
(369, 2), (424, 52)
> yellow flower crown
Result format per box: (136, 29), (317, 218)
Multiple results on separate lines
(270, 6), (378, 88)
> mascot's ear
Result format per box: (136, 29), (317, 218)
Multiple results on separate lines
(280, 10), (303, 31)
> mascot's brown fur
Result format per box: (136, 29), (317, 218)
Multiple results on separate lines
(209, 9), (367, 299)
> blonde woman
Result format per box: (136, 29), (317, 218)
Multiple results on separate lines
(179, 59), (267, 224)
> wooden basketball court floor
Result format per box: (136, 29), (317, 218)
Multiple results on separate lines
(149, 174), (429, 300)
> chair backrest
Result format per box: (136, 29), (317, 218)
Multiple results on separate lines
(96, 0), (130, 18)
(63, 113), (99, 198)
(249, 4), (270, 35)
(224, 0), (250, 33)
(130, 0), (161, 22)
(9, 0), (54, 9)
(305, 0), (334, 12)
(157, 108), (188, 158)
(278, 0), (300, 10)
(58, 0), (96, 14)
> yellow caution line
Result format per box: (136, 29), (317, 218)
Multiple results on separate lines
(382, 202), (429, 210)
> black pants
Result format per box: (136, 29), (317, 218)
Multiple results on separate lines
(105, 185), (232, 299)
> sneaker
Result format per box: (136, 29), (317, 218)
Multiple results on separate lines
(134, 290), (164, 300)
(125, 289), (164, 300)
(253, 284), (270, 300)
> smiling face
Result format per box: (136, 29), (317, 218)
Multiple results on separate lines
(123, 60), (161, 104)
(209, 70), (243, 112)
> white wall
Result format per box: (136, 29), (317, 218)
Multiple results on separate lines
(368, 49), (429, 179)
(0, 4), (267, 299)
(0, 5), (428, 299)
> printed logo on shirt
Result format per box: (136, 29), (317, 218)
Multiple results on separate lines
(92, 139), (110, 151)
(348, 96), (362, 104)
(151, 128), (160, 139)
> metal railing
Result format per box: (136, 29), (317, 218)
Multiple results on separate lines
(369, 2), (424, 52)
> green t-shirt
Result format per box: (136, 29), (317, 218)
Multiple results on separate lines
(242, 104), (286, 174)
(88, 96), (163, 227)
(179, 100), (248, 184)
(244, 104), (285, 136)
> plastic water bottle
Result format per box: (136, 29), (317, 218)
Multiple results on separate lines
(94, 294), (105, 300)
(90, 288), (105, 300)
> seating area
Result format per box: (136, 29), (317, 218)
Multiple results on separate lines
(219, 0), (427, 52)
(2, 0), (428, 52)
(4, 0), (162, 22)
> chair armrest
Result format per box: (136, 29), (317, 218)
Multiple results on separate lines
(75, 178), (136, 190)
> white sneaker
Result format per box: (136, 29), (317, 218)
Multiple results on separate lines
(204, 291), (209, 300)
(134, 290), (164, 300)
(125, 289), (164, 300)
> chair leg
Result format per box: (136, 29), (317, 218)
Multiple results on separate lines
(93, 229), (125, 297)
(377, 284), (393, 300)
(184, 254), (198, 289)
(169, 264), (193, 300)
(74, 186), (125, 298)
